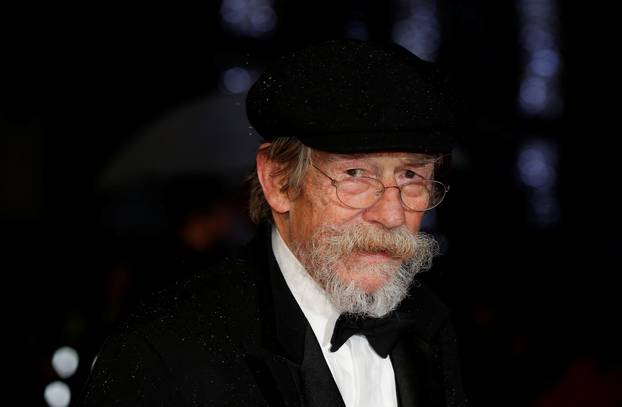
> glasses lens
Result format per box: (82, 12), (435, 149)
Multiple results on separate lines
(336, 177), (447, 211)
(336, 178), (381, 208)
(401, 181), (446, 211)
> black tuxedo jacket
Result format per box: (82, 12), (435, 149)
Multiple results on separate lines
(81, 226), (466, 406)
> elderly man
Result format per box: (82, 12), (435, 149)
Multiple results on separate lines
(82, 39), (466, 407)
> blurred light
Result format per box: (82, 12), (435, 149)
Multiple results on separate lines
(517, 140), (557, 189)
(517, 139), (560, 228)
(517, 0), (562, 117)
(392, 0), (439, 62)
(529, 49), (560, 77)
(345, 20), (369, 40)
(520, 25), (554, 50)
(222, 67), (252, 94)
(52, 346), (79, 379)
(521, 0), (553, 18)
(44, 381), (71, 407)
(519, 76), (549, 113)
(249, 6), (276, 32)
(518, 150), (553, 188)
(220, 0), (276, 38)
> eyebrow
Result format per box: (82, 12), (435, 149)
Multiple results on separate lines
(403, 158), (437, 167)
(322, 153), (437, 166)
(323, 153), (365, 163)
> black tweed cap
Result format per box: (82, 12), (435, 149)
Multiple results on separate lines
(246, 39), (458, 154)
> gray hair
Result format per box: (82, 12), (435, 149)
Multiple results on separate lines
(248, 138), (312, 224)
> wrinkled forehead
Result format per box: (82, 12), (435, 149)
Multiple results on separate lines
(313, 150), (440, 166)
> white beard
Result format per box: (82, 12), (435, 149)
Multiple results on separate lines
(295, 223), (439, 317)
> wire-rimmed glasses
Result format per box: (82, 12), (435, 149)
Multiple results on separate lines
(312, 164), (449, 212)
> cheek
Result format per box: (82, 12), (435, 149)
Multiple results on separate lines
(404, 212), (425, 233)
(289, 184), (364, 245)
(288, 189), (328, 242)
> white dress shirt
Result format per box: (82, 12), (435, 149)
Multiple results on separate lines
(271, 227), (398, 407)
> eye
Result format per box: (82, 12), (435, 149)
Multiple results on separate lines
(345, 168), (366, 178)
(400, 169), (427, 183)
(404, 169), (418, 179)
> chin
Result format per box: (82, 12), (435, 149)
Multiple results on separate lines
(339, 260), (398, 294)
(354, 277), (389, 294)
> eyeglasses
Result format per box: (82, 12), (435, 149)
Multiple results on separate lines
(311, 164), (449, 212)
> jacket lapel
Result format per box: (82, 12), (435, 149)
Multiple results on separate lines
(390, 281), (453, 407)
(300, 325), (345, 407)
(240, 224), (305, 406)
(242, 224), (345, 407)
(392, 338), (422, 407)
(244, 346), (304, 407)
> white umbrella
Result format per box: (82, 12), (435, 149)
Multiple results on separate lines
(101, 92), (260, 189)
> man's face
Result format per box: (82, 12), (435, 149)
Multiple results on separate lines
(275, 150), (439, 315)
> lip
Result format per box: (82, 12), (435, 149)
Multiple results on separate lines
(353, 250), (396, 264)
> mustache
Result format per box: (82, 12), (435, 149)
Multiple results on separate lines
(312, 223), (419, 260)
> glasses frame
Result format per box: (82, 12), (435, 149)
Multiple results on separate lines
(311, 163), (449, 212)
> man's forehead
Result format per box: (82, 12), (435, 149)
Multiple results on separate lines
(316, 150), (438, 165)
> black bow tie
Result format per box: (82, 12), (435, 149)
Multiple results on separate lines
(330, 312), (415, 358)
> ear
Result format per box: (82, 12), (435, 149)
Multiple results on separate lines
(256, 145), (292, 215)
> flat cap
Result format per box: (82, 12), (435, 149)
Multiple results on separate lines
(246, 39), (458, 154)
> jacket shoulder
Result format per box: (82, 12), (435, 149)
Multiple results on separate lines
(81, 248), (266, 406)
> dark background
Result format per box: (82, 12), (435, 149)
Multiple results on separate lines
(3, 1), (621, 406)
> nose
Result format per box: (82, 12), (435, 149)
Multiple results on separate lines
(361, 185), (406, 229)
